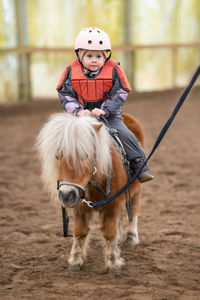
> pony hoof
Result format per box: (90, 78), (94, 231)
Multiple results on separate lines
(108, 267), (120, 274)
(107, 264), (122, 274)
(68, 263), (82, 271)
(106, 258), (125, 273)
(126, 233), (139, 246)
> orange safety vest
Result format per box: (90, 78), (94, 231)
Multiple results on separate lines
(57, 59), (131, 109)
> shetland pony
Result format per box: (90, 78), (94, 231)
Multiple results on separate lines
(36, 112), (144, 272)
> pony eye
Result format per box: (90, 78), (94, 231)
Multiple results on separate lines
(81, 153), (88, 160)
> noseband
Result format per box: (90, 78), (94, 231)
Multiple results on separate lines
(57, 159), (97, 208)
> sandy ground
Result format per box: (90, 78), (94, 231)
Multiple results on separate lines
(0, 88), (200, 300)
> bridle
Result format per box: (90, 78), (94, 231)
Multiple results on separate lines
(57, 157), (98, 208)
(57, 153), (112, 208)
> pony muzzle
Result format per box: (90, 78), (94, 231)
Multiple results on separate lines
(58, 187), (79, 208)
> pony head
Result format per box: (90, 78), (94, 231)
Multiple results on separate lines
(36, 113), (111, 207)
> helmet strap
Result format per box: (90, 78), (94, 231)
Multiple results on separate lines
(75, 50), (81, 63)
(75, 50), (90, 71)
(105, 51), (112, 62)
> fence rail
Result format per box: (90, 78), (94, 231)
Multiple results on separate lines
(1, 42), (200, 53)
(1, 43), (200, 100)
(0, 43), (200, 54)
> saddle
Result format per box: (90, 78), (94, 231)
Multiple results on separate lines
(100, 113), (144, 167)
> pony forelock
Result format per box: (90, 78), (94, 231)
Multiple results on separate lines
(36, 113), (111, 198)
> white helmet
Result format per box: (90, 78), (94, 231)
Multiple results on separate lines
(75, 27), (111, 51)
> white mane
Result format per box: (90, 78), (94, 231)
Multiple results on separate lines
(36, 113), (111, 199)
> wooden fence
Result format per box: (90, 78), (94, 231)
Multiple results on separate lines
(1, 42), (200, 100)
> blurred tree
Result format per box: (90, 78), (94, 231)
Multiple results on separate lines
(14, 0), (31, 101)
(122, 0), (134, 88)
(0, 1), (6, 45)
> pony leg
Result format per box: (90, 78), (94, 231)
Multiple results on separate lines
(116, 209), (127, 246)
(126, 215), (139, 245)
(100, 210), (124, 272)
(68, 210), (90, 270)
(126, 189), (141, 245)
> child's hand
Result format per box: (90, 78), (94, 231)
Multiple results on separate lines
(77, 109), (91, 116)
(91, 108), (106, 118)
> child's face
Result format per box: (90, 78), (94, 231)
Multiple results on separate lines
(82, 50), (105, 71)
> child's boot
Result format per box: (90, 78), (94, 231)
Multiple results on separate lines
(131, 158), (154, 183)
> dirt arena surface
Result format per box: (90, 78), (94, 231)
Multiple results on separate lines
(0, 88), (200, 300)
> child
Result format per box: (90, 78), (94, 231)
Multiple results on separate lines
(56, 27), (153, 183)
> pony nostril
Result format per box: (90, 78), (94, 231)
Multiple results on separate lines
(59, 190), (64, 201)
(67, 189), (77, 202)
(59, 188), (78, 206)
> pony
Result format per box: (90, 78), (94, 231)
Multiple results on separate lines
(36, 112), (144, 272)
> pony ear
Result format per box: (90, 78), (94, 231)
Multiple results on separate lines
(92, 123), (103, 132)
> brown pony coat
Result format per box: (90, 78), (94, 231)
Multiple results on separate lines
(37, 112), (144, 272)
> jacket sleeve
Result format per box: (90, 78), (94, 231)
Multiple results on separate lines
(58, 69), (83, 115)
(100, 67), (129, 117)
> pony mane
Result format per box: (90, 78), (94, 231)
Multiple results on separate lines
(36, 113), (111, 198)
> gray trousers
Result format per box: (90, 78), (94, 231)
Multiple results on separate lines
(107, 116), (146, 162)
